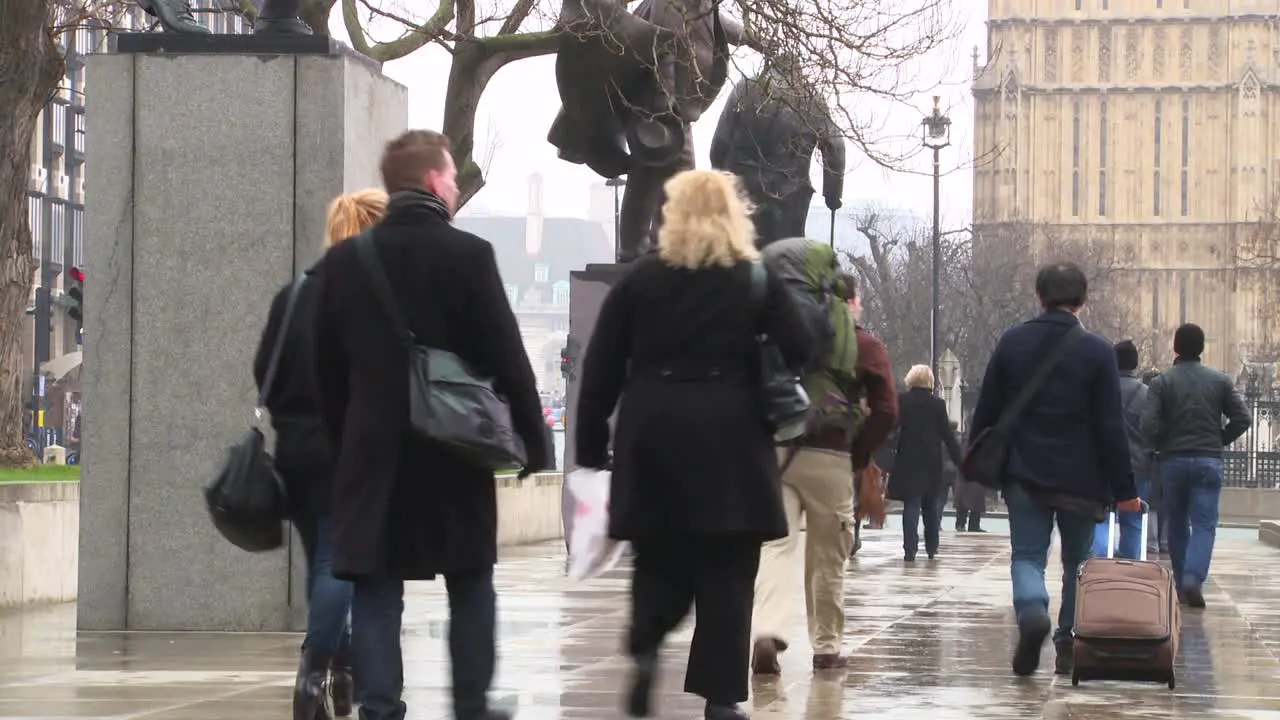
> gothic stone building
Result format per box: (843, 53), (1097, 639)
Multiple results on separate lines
(974, 0), (1280, 370)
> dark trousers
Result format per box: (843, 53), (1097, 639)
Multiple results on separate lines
(750, 186), (814, 246)
(629, 536), (760, 705)
(902, 493), (941, 557)
(351, 569), (497, 720)
(954, 506), (984, 531)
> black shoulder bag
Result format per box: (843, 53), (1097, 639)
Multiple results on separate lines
(749, 261), (811, 443)
(961, 325), (1085, 489)
(204, 275), (306, 553)
(354, 233), (527, 471)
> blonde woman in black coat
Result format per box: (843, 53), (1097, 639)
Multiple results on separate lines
(575, 169), (812, 720)
(885, 365), (963, 561)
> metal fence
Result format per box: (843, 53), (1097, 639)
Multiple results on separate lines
(954, 382), (1280, 489)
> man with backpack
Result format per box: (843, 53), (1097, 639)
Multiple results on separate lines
(750, 246), (897, 675)
(1091, 340), (1153, 560)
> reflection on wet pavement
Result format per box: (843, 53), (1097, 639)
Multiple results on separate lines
(2, 529), (1279, 718)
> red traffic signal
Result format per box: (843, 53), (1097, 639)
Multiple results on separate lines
(68, 267), (84, 284)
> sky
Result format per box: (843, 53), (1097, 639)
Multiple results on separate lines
(327, 2), (988, 231)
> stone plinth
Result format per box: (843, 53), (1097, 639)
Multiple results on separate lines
(79, 41), (407, 631)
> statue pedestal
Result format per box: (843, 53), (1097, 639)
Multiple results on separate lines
(79, 40), (407, 631)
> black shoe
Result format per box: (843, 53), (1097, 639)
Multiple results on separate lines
(1183, 585), (1206, 609)
(705, 702), (749, 720)
(1054, 643), (1074, 676)
(137, 0), (209, 33)
(293, 648), (332, 720)
(927, 551), (937, 560)
(904, 553), (916, 562)
(1011, 611), (1051, 677)
(330, 642), (354, 717)
(750, 637), (781, 676)
(955, 524), (965, 533)
(626, 651), (658, 717)
(253, 16), (313, 34)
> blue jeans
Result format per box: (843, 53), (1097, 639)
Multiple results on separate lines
(295, 513), (353, 653)
(902, 493), (942, 558)
(352, 569), (498, 720)
(1091, 475), (1151, 560)
(1162, 456), (1223, 590)
(1005, 481), (1095, 646)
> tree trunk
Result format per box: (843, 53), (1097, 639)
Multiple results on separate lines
(0, 5), (65, 467)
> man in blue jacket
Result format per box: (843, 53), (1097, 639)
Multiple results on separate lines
(969, 262), (1141, 678)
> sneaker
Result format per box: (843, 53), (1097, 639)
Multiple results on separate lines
(1054, 643), (1074, 676)
(1183, 584), (1206, 609)
(1012, 611), (1051, 676)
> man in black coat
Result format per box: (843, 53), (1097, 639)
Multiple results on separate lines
(709, 56), (845, 246)
(313, 130), (550, 720)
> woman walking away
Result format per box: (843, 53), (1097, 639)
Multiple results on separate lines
(886, 365), (963, 561)
(575, 169), (812, 720)
(254, 188), (387, 720)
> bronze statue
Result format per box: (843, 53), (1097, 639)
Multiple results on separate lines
(138, 0), (311, 35)
(548, 0), (747, 262)
(709, 58), (845, 247)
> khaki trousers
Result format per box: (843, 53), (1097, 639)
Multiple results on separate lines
(752, 447), (855, 656)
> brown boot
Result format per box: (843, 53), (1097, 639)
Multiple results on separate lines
(812, 653), (850, 670)
(329, 642), (354, 717)
(750, 638), (781, 676)
(292, 648), (332, 720)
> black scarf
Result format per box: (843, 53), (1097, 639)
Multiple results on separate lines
(386, 188), (452, 223)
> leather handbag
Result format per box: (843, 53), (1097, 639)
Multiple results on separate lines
(355, 233), (527, 471)
(962, 325), (1085, 488)
(204, 276), (305, 553)
(749, 261), (811, 442)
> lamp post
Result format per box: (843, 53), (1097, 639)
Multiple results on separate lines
(606, 177), (626, 257)
(921, 96), (951, 387)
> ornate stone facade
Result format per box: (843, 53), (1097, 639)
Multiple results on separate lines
(973, 2), (1280, 370)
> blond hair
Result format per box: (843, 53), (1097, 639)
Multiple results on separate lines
(324, 188), (388, 247)
(904, 364), (934, 390)
(657, 170), (759, 269)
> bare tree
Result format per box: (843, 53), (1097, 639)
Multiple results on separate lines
(0, 1), (132, 466)
(845, 213), (1142, 384)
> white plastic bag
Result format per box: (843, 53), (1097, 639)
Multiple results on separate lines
(565, 468), (627, 580)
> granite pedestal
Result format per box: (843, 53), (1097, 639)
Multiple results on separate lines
(78, 39), (408, 631)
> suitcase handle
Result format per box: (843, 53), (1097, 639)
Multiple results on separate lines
(1107, 500), (1150, 561)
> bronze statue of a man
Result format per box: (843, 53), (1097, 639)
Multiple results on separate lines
(548, 0), (747, 262)
(710, 57), (846, 247)
(140, 0), (311, 35)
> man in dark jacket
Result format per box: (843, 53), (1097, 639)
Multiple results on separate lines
(313, 130), (550, 720)
(1140, 323), (1250, 609)
(1090, 340), (1153, 560)
(969, 262), (1141, 678)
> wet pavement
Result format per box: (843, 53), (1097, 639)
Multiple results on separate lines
(2, 528), (1280, 719)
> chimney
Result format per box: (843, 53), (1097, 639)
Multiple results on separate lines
(525, 172), (544, 255)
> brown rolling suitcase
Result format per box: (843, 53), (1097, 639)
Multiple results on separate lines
(1072, 508), (1180, 688)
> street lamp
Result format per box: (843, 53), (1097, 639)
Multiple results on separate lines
(606, 177), (626, 257)
(921, 95), (951, 387)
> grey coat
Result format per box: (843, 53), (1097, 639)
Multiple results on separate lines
(1118, 372), (1154, 476)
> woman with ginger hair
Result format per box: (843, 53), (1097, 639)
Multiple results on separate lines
(253, 188), (387, 720)
(576, 170), (812, 720)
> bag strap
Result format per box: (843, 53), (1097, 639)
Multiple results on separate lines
(257, 274), (307, 410)
(993, 324), (1086, 434)
(354, 231), (416, 347)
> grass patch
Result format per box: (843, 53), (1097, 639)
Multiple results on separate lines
(0, 464), (81, 483)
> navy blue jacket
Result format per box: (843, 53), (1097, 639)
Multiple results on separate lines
(969, 310), (1137, 504)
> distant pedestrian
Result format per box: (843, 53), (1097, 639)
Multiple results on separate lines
(968, 262), (1141, 678)
(1090, 340), (1154, 560)
(885, 365), (962, 561)
(1141, 323), (1251, 608)
(952, 417), (987, 532)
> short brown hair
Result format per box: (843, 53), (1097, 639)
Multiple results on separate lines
(379, 130), (453, 193)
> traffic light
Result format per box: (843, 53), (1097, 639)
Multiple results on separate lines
(560, 346), (570, 379)
(66, 266), (84, 323)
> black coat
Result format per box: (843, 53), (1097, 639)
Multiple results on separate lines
(253, 265), (333, 516)
(575, 256), (813, 543)
(885, 387), (962, 501)
(313, 201), (550, 580)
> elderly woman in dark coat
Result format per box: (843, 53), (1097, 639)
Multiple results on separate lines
(886, 364), (963, 561)
(575, 169), (812, 720)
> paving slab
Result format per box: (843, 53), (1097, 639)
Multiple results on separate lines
(1, 528), (1279, 718)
